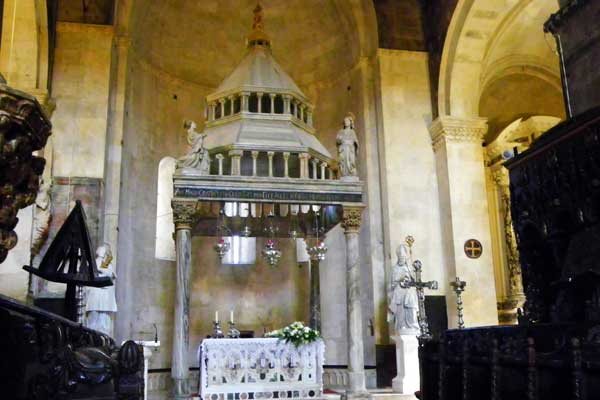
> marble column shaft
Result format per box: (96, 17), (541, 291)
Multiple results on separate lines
(342, 206), (369, 397)
(309, 259), (321, 331)
(172, 202), (195, 398)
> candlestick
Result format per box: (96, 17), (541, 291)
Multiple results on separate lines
(227, 321), (240, 338)
(213, 320), (224, 338)
(215, 311), (219, 322)
(450, 276), (467, 329)
(230, 310), (234, 323)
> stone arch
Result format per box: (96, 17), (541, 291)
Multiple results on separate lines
(439, 0), (561, 119)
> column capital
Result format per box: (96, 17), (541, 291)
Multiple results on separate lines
(430, 116), (488, 151)
(491, 167), (509, 187)
(228, 149), (244, 157)
(172, 201), (197, 230)
(342, 205), (364, 233)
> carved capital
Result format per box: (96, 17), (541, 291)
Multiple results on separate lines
(430, 116), (488, 152)
(491, 167), (510, 187)
(341, 206), (364, 233)
(172, 201), (197, 230)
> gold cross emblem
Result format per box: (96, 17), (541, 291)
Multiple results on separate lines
(464, 239), (483, 259)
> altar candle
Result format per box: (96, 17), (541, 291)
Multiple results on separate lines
(230, 310), (234, 323)
(215, 311), (219, 322)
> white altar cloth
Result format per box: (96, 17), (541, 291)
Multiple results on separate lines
(199, 338), (325, 400)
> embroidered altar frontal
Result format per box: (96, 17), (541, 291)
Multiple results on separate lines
(199, 338), (325, 400)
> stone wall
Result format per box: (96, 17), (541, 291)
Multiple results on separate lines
(51, 22), (113, 178)
(376, 49), (446, 296)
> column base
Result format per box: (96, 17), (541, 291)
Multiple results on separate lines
(172, 378), (190, 399)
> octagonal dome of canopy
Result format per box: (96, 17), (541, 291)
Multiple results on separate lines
(210, 45), (307, 103)
(200, 4), (331, 160)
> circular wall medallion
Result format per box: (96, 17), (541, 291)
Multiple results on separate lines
(464, 239), (483, 259)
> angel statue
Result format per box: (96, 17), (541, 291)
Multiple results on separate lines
(176, 120), (210, 174)
(336, 113), (359, 180)
(85, 243), (117, 336)
(388, 244), (419, 333)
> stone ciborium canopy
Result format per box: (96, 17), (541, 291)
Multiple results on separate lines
(168, 5), (367, 398)
(171, 4), (364, 237)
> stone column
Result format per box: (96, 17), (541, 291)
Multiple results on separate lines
(430, 116), (498, 327)
(227, 95), (234, 116)
(491, 168), (524, 324)
(251, 151), (259, 176)
(309, 259), (321, 331)
(219, 98), (225, 118)
(257, 92), (263, 113)
(307, 109), (314, 127)
(241, 92), (250, 112)
(299, 153), (310, 179)
(269, 93), (276, 114)
(311, 158), (319, 179)
(342, 206), (370, 399)
(267, 151), (275, 177)
(283, 152), (290, 177)
(171, 201), (196, 399)
(320, 162), (327, 180)
(229, 150), (243, 176)
(283, 95), (291, 114)
(209, 102), (216, 121)
(215, 154), (224, 176)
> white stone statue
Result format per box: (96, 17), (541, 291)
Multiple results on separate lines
(85, 243), (117, 336)
(388, 244), (419, 333)
(31, 178), (52, 257)
(336, 113), (359, 179)
(28, 178), (53, 300)
(176, 120), (210, 174)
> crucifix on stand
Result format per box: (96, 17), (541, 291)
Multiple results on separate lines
(400, 260), (439, 340)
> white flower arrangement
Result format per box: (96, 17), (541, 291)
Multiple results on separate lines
(266, 321), (320, 347)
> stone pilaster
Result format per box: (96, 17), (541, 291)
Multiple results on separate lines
(430, 116), (498, 327)
(171, 200), (196, 399)
(341, 206), (370, 399)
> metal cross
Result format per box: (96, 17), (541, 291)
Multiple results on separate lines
(400, 260), (439, 340)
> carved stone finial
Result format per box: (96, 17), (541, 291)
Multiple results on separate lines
(341, 206), (363, 233)
(247, 2), (271, 47)
(252, 3), (264, 30)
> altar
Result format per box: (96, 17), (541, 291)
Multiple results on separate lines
(199, 338), (325, 400)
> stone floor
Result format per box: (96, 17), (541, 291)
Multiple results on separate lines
(148, 389), (417, 400)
